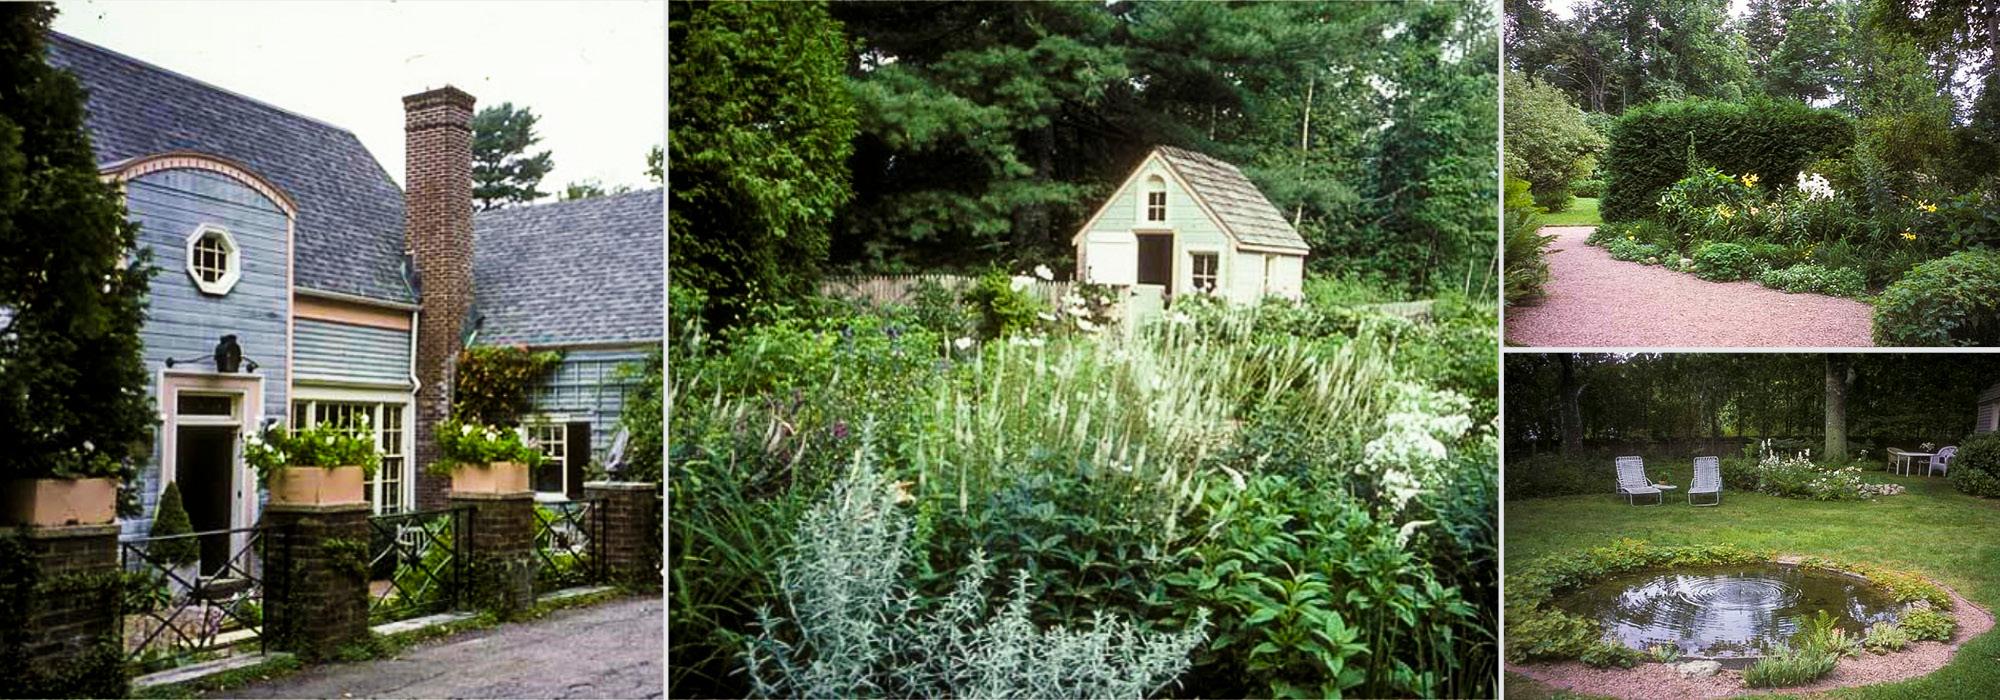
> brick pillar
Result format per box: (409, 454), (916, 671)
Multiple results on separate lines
(583, 482), (661, 588)
(263, 504), (371, 661)
(0, 524), (125, 698)
(448, 492), (537, 618)
(403, 85), (478, 512)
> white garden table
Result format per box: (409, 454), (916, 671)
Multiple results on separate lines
(1887, 449), (1934, 476)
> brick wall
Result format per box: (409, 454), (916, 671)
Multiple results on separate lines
(263, 504), (371, 661)
(403, 86), (477, 511)
(448, 492), (538, 618)
(0, 524), (125, 697)
(583, 482), (661, 588)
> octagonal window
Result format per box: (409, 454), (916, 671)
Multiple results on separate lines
(184, 224), (241, 296)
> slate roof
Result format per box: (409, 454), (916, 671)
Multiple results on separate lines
(471, 190), (663, 347)
(1156, 146), (1310, 253)
(46, 33), (415, 304)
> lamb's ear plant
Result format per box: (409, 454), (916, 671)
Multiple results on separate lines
(742, 435), (1208, 699)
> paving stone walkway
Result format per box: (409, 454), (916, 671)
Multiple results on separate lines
(1506, 226), (1875, 347)
(229, 595), (661, 699)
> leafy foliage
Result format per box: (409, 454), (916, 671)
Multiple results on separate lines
(428, 418), (547, 475)
(451, 345), (562, 427)
(615, 351), (662, 483)
(1600, 98), (1853, 222)
(1863, 621), (1911, 653)
(146, 482), (198, 566)
(1691, 242), (1758, 281)
(741, 441), (1208, 699)
(668, 0), (857, 329)
(960, 270), (1042, 341)
(470, 103), (555, 210)
(241, 421), (383, 485)
(1872, 250), (2000, 346)
(1949, 432), (2000, 498)
(0, 3), (156, 483)
(1900, 604), (1957, 642)
(1758, 263), (1865, 297)
(1505, 71), (1606, 211)
(1743, 643), (1839, 688)
(1504, 176), (1556, 305)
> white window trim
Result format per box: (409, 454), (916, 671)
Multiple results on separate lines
(521, 414), (580, 501)
(184, 223), (242, 296)
(290, 387), (415, 515)
(1187, 249), (1223, 295)
(1136, 172), (1170, 226)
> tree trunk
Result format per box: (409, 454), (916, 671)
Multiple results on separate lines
(1561, 354), (1585, 455)
(1825, 354), (1850, 462)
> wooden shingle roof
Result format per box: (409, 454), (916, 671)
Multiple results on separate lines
(1156, 146), (1309, 253)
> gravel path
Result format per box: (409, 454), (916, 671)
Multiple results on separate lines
(1506, 226), (1876, 347)
(228, 595), (662, 699)
(1510, 572), (1996, 698)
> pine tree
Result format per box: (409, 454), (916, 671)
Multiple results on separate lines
(0, 3), (155, 483)
(471, 102), (555, 210)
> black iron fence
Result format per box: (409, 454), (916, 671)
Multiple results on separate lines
(366, 506), (470, 623)
(119, 524), (283, 672)
(532, 497), (606, 593)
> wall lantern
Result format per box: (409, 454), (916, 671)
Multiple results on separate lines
(163, 334), (259, 374)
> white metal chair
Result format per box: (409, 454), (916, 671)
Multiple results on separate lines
(1689, 456), (1721, 506)
(1617, 456), (1664, 506)
(1929, 446), (1957, 477)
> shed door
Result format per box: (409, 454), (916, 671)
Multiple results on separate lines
(1136, 234), (1172, 286)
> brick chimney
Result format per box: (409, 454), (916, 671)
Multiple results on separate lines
(403, 86), (476, 511)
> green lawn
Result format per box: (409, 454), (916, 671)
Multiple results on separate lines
(1540, 197), (1601, 226)
(1506, 469), (2000, 699)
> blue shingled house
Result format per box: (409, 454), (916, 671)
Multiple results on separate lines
(46, 34), (661, 544)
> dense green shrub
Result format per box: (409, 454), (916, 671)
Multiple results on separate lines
(1587, 219), (1673, 249)
(1601, 98), (1854, 222)
(961, 269), (1043, 340)
(1605, 238), (1667, 264)
(1948, 433), (2000, 498)
(1691, 242), (1760, 281)
(1873, 250), (2000, 346)
(1504, 177), (1555, 305)
(1505, 71), (1605, 213)
(1657, 168), (1762, 251)
(1901, 605), (1957, 642)
(1571, 178), (1603, 198)
(1758, 263), (1865, 296)
(147, 482), (198, 566)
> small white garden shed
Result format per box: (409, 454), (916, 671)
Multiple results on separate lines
(1071, 146), (1310, 303)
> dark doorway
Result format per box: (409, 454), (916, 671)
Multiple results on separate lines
(175, 426), (237, 576)
(565, 422), (591, 500)
(1136, 234), (1172, 286)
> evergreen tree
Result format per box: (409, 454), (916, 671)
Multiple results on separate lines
(669, 0), (856, 328)
(471, 102), (555, 210)
(147, 481), (198, 566)
(0, 3), (155, 483)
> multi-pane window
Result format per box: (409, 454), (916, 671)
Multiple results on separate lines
(527, 423), (567, 495)
(1190, 252), (1219, 293)
(1145, 176), (1167, 222)
(290, 400), (408, 514)
(192, 234), (229, 284)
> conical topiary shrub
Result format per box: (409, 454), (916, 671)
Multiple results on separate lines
(147, 481), (198, 566)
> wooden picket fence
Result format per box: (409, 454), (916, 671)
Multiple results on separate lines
(819, 274), (1076, 307)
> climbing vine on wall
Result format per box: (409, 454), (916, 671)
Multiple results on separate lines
(452, 345), (563, 427)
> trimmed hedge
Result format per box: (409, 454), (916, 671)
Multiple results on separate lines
(1949, 432), (2000, 499)
(1601, 98), (1854, 223)
(1872, 250), (2000, 347)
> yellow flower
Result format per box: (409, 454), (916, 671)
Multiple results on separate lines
(1742, 174), (1760, 188)
(1716, 204), (1734, 220)
(1901, 231), (1917, 241)
(1917, 200), (1938, 213)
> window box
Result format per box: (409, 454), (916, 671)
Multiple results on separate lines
(450, 461), (531, 495)
(266, 465), (367, 506)
(0, 477), (117, 526)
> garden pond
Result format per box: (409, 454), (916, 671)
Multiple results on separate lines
(1555, 563), (1901, 664)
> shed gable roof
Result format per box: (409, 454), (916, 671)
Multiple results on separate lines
(47, 33), (414, 304)
(1153, 146), (1309, 253)
(471, 189), (663, 347)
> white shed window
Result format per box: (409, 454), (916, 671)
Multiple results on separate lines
(1144, 175), (1168, 222)
(1190, 252), (1219, 293)
(527, 422), (569, 496)
(184, 224), (241, 296)
(292, 400), (409, 515)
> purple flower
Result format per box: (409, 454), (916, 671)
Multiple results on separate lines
(832, 421), (849, 440)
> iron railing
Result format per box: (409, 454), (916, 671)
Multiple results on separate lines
(366, 506), (470, 623)
(119, 524), (282, 672)
(533, 497), (606, 593)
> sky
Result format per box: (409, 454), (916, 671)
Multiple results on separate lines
(52, 0), (663, 195)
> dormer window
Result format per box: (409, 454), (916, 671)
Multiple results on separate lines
(185, 224), (241, 296)
(1144, 175), (1167, 222)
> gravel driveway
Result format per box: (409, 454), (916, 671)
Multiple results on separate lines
(228, 595), (661, 699)
(1506, 226), (1875, 347)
